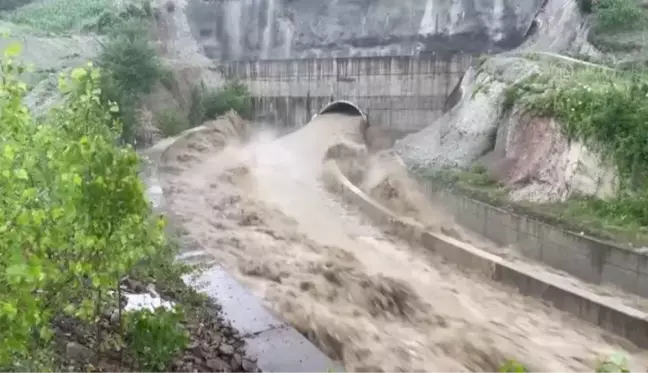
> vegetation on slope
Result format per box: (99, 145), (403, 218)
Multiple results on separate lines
(426, 0), (648, 245)
(498, 352), (632, 373)
(90, 0), (250, 143)
(96, 18), (165, 144)
(501, 65), (648, 241)
(1, 0), (252, 144)
(1, 0), (152, 34)
(581, 0), (648, 64)
(0, 38), (258, 372)
(585, 0), (646, 32)
(0, 1), (255, 370)
(0, 43), (174, 370)
(430, 61), (648, 245)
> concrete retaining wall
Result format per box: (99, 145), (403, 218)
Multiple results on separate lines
(324, 160), (648, 349)
(223, 54), (472, 134)
(418, 181), (648, 299)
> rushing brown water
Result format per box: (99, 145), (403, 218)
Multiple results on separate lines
(160, 112), (648, 372)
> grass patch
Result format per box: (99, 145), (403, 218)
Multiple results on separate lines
(586, 0), (648, 53)
(521, 197), (648, 245)
(4, 0), (112, 33)
(592, 0), (647, 33)
(422, 164), (509, 203)
(2, 0), (151, 34)
(422, 165), (648, 246)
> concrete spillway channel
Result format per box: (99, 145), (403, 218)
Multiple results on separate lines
(141, 120), (341, 372)
(142, 101), (648, 371)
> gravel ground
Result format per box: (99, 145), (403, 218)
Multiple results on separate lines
(55, 276), (261, 372)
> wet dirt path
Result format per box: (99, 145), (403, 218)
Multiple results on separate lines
(160, 113), (648, 372)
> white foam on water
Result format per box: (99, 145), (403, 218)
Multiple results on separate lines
(157, 113), (648, 371)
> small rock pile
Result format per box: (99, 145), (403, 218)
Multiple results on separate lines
(173, 303), (260, 372)
(123, 278), (262, 372)
(55, 278), (261, 372)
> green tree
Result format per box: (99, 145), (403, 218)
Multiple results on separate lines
(0, 42), (166, 369)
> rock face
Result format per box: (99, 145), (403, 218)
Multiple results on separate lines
(395, 65), (510, 171)
(394, 0), (621, 203)
(396, 49), (618, 202)
(519, 0), (599, 58)
(488, 109), (617, 203)
(184, 0), (545, 60)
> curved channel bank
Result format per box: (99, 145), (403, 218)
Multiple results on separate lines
(323, 159), (648, 349)
(140, 125), (344, 373)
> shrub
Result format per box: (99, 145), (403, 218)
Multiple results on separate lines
(156, 108), (190, 137)
(124, 307), (189, 372)
(99, 21), (160, 97)
(594, 0), (646, 32)
(187, 86), (207, 127)
(0, 43), (165, 368)
(96, 19), (164, 143)
(596, 352), (630, 373)
(578, 0), (593, 13)
(89, 2), (152, 34)
(499, 360), (528, 372)
(188, 81), (252, 126)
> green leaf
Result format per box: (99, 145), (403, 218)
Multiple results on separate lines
(14, 169), (28, 180)
(39, 326), (54, 341)
(6, 263), (27, 279)
(63, 304), (75, 315)
(15, 211), (29, 226)
(2, 145), (15, 160)
(3, 42), (22, 58)
(70, 67), (88, 81)
(22, 188), (37, 199)
(0, 302), (18, 320)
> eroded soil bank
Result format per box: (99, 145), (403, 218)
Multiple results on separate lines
(159, 112), (648, 372)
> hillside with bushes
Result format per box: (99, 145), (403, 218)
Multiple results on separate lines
(397, 0), (648, 247)
(0, 0), (258, 370)
(0, 0), (252, 145)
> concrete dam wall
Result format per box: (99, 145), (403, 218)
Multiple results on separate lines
(221, 53), (473, 139)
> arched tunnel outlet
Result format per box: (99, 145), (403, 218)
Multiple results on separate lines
(315, 99), (370, 138)
(318, 100), (367, 119)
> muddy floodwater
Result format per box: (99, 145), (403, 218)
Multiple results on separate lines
(159, 112), (648, 372)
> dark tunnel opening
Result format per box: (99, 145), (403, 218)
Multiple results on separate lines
(318, 100), (365, 117)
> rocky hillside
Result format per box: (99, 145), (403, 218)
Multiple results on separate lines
(396, 0), (648, 244)
(0, 0), (235, 144)
(184, 0), (545, 59)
